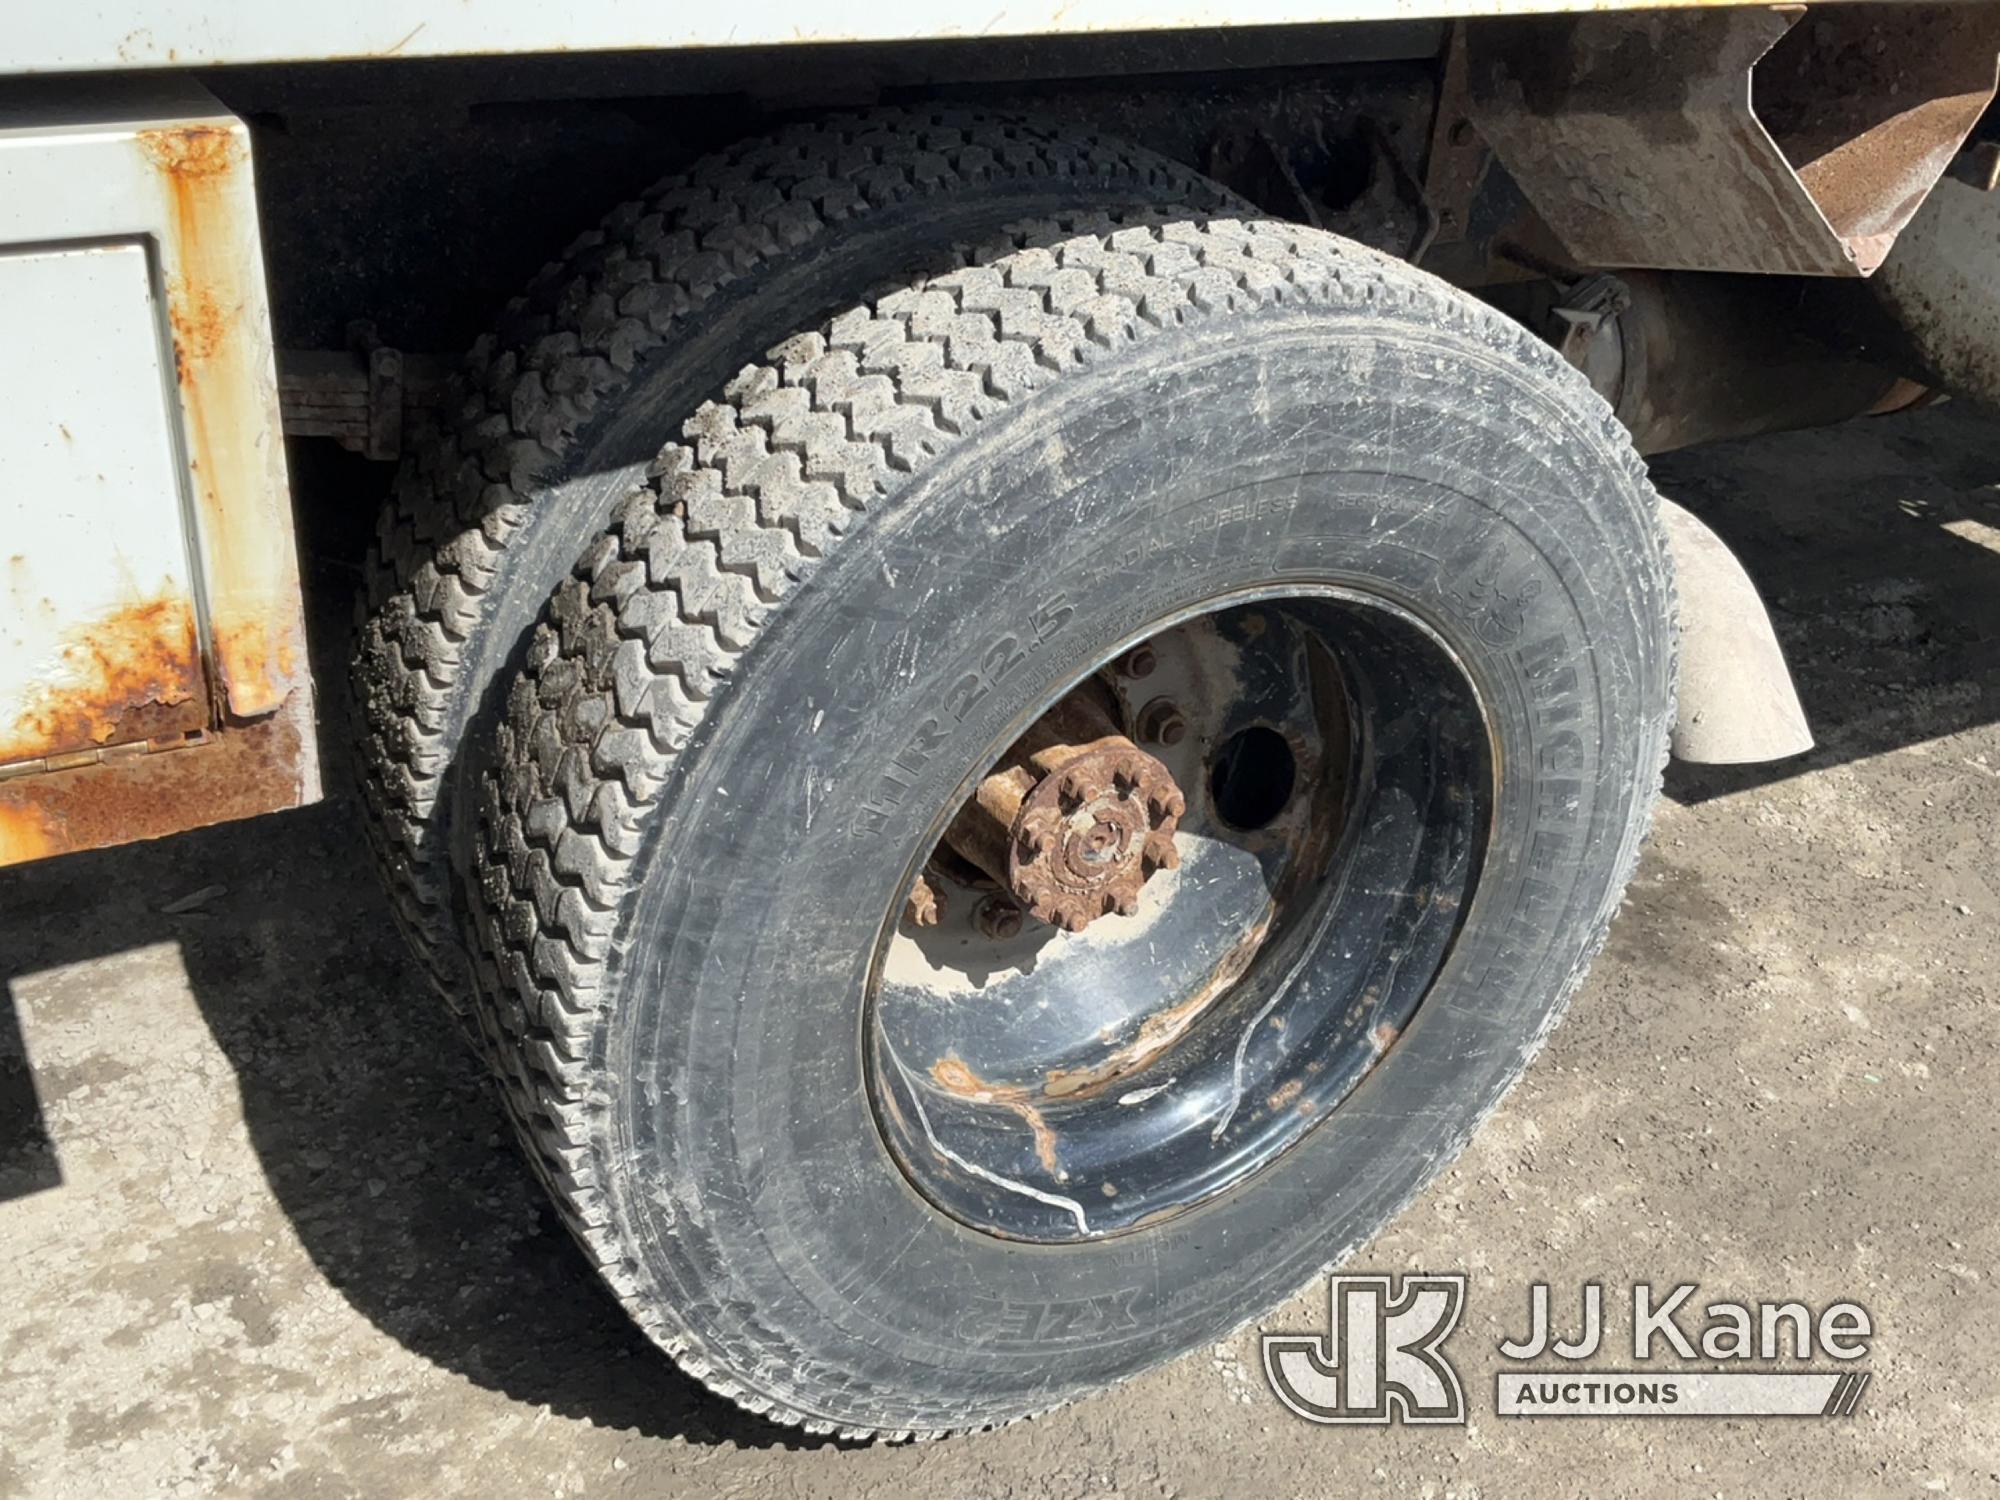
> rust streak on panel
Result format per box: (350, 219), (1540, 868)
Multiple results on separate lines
(137, 122), (303, 721)
(0, 706), (308, 868)
(0, 591), (208, 764)
(141, 124), (234, 367)
(207, 616), (298, 715)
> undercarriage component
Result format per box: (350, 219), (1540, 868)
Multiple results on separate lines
(278, 341), (444, 461)
(903, 875), (944, 928)
(1871, 163), (2000, 407)
(1419, 22), (1488, 253)
(1658, 500), (1814, 767)
(1508, 270), (1927, 455)
(932, 682), (1185, 933)
(1465, 5), (2000, 277)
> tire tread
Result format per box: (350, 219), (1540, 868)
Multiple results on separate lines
(349, 110), (1238, 998)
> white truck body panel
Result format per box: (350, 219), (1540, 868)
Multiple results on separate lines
(0, 243), (203, 762)
(10, 0), (1771, 73)
(0, 84), (318, 865)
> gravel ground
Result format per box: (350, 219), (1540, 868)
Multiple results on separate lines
(3, 403), (1998, 1499)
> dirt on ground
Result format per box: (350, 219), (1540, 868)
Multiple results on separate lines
(3, 403), (1999, 1499)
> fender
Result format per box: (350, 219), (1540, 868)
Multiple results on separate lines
(1659, 499), (1812, 766)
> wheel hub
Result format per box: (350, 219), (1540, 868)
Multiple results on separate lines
(1011, 741), (1184, 931)
(913, 683), (1185, 933)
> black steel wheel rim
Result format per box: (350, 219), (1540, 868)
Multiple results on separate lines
(867, 589), (1494, 1242)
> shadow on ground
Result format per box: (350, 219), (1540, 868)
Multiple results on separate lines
(1653, 400), (2000, 802)
(3, 402), (1999, 1450)
(0, 442), (818, 1452)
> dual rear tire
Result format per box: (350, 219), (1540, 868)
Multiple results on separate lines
(352, 113), (1675, 1437)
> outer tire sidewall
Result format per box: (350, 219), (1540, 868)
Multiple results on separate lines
(602, 311), (1669, 1429)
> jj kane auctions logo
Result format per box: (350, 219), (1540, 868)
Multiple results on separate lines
(1263, 1276), (1873, 1424)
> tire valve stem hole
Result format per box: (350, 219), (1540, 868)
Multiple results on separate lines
(1209, 724), (1297, 831)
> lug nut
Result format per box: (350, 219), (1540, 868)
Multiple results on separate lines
(1120, 644), (1157, 679)
(974, 894), (1024, 940)
(1136, 698), (1187, 747)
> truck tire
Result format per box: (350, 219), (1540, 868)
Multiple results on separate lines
(350, 110), (1241, 1001)
(469, 219), (1676, 1437)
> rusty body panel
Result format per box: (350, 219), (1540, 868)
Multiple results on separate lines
(0, 713), (305, 865)
(0, 593), (208, 765)
(138, 120), (305, 722)
(0, 84), (319, 866)
(1465, 3), (2000, 277)
(0, 239), (212, 774)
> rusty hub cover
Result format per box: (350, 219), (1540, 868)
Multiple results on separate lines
(1008, 742), (1185, 933)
